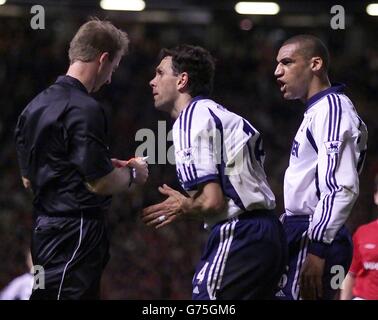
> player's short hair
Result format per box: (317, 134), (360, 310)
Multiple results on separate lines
(159, 44), (215, 97)
(282, 34), (330, 71)
(375, 174), (378, 193)
(69, 17), (129, 64)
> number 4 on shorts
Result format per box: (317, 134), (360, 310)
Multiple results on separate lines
(195, 262), (209, 285)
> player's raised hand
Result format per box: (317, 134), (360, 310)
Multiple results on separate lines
(299, 253), (325, 300)
(142, 184), (187, 229)
(158, 184), (185, 199)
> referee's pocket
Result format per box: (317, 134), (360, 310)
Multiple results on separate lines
(34, 216), (65, 235)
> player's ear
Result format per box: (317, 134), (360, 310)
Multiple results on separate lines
(177, 72), (189, 90)
(99, 52), (110, 65)
(311, 56), (323, 72)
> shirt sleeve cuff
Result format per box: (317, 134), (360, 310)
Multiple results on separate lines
(20, 168), (29, 177)
(307, 241), (331, 258)
(84, 165), (114, 182)
(183, 174), (219, 191)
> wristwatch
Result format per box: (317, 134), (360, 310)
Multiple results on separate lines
(128, 167), (136, 187)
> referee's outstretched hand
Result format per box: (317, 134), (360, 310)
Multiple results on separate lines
(127, 157), (149, 185)
(113, 157), (149, 185)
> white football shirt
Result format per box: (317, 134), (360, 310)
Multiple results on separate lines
(284, 84), (368, 243)
(0, 273), (33, 300)
(172, 96), (276, 227)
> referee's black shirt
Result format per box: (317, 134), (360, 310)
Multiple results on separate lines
(14, 75), (113, 214)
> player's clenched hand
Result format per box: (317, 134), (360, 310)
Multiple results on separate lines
(142, 184), (187, 229)
(126, 157), (149, 185)
(299, 253), (325, 300)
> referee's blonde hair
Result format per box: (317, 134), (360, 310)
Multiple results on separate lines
(69, 17), (129, 64)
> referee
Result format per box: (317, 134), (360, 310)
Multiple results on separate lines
(14, 18), (148, 300)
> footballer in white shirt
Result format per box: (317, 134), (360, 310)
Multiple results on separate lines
(274, 34), (368, 300)
(143, 44), (287, 300)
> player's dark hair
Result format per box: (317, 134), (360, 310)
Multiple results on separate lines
(375, 174), (378, 193)
(159, 44), (215, 97)
(283, 34), (330, 71)
(69, 17), (129, 64)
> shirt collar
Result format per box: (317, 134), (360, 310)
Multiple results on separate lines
(55, 75), (88, 94)
(178, 95), (207, 118)
(306, 83), (346, 111)
(190, 95), (207, 104)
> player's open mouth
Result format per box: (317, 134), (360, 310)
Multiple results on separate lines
(277, 80), (286, 92)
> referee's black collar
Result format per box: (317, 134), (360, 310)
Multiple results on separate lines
(306, 83), (346, 111)
(55, 75), (88, 94)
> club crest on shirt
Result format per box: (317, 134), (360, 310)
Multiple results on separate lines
(176, 147), (194, 165)
(324, 141), (341, 155)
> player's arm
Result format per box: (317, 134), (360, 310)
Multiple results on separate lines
(64, 103), (148, 195)
(142, 182), (226, 229)
(86, 157), (148, 195)
(340, 272), (355, 300)
(14, 114), (32, 191)
(300, 102), (365, 299)
(308, 103), (364, 252)
(182, 182), (226, 218)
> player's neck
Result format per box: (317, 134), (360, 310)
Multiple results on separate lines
(66, 61), (98, 93)
(303, 76), (331, 104)
(171, 94), (192, 119)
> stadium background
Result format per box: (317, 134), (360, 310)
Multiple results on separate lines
(0, 0), (377, 299)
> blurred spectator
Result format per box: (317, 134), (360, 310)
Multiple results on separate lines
(340, 175), (378, 300)
(0, 250), (33, 300)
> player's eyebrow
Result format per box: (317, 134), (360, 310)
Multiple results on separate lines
(278, 57), (294, 64)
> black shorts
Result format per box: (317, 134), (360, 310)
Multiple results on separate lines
(276, 215), (352, 300)
(192, 210), (288, 300)
(30, 209), (110, 300)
